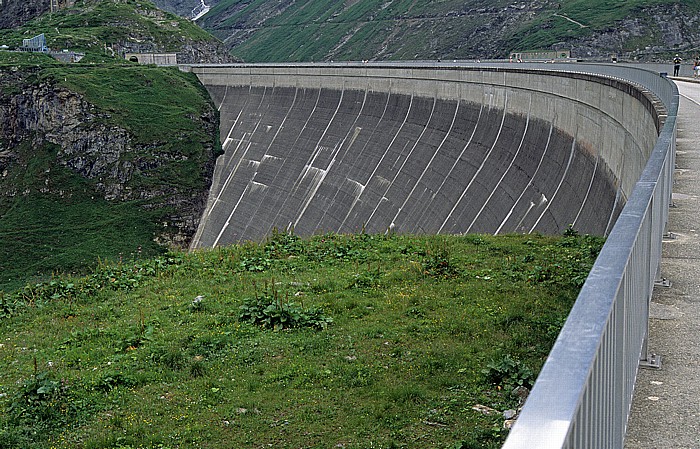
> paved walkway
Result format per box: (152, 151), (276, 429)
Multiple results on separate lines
(625, 80), (700, 448)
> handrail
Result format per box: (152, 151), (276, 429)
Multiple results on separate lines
(502, 66), (678, 448)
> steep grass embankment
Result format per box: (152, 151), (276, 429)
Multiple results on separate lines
(0, 53), (219, 291)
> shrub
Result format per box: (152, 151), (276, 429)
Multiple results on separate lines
(95, 372), (139, 392)
(238, 256), (272, 272)
(348, 271), (381, 289)
(0, 294), (19, 319)
(422, 240), (457, 278)
(264, 229), (304, 258)
(238, 287), (332, 331)
(190, 358), (206, 378)
(481, 353), (534, 389)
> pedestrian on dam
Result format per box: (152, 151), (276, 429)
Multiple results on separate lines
(673, 54), (682, 76)
(694, 58), (700, 78)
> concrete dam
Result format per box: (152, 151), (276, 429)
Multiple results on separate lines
(187, 65), (662, 248)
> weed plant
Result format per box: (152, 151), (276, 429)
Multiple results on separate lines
(0, 231), (603, 448)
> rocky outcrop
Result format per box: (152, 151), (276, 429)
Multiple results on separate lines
(1, 68), (136, 200)
(0, 66), (218, 247)
(114, 39), (237, 64)
(564, 5), (700, 60)
(176, 41), (236, 64)
(0, 0), (48, 29)
(0, 0), (78, 29)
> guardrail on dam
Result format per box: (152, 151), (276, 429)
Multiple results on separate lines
(182, 63), (677, 448)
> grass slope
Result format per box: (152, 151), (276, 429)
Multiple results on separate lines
(0, 231), (603, 448)
(505, 0), (699, 52)
(0, 140), (164, 293)
(0, 53), (218, 292)
(0, 0), (214, 55)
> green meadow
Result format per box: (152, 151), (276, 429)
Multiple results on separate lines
(0, 231), (603, 448)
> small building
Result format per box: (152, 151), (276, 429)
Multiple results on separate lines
(125, 53), (177, 66)
(510, 49), (571, 61)
(20, 34), (48, 52)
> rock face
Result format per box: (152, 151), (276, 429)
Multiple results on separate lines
(564, 5), (700, 60)
(176, 41), (235, 64)
(0, 0), (48, 29)
(115, 39), (235, 64)
(0, 66), (218, 247)
(1, 68), (134, 200)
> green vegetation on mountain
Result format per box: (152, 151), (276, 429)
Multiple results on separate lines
(0, 52), (219, 292)
(506, 0), (700, 52)
(0, 231), (604, 448)
(196, 0), (700, 61)
(0, 137), (165, 293)
(0, 0), (215, 56)
(0, 0), (233, 292)
(50, 64), (214, 147)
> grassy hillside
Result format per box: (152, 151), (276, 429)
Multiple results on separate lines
(197, 0), (700, 61)
(0, 0), (214, 56)
(0, 138), (165, 293)
(0, 0), (235, 291)
(0, 52), (218, 292)
(0, 231), (603, 448)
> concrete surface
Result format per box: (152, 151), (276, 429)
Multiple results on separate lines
(624, 80), (700, 449)
(189, 66), (661, 247)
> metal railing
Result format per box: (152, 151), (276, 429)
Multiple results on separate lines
(501, 66), (678, 448)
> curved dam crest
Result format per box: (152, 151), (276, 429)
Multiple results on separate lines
(187, 66), (660, 248)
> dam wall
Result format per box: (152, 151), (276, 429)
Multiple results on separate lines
(186, 65), (662, 247)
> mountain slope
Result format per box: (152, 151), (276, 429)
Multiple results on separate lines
(193, 0), (700, 61)
(0, 0), (51, 29)
(0, 0), (234, 63)
(0, 1), (228, 291)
